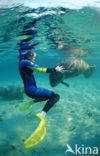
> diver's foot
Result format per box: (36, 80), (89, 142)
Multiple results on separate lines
(36, 111), (46, 119)
(40, 111), (46, 118)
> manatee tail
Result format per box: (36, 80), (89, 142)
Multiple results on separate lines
(84, 65), (96, 78)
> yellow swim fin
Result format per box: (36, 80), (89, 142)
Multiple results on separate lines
(24, 113), (46, 148)
(19, 100), (33, 111)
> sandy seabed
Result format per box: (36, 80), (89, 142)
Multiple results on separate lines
(0, 77), (100, 156)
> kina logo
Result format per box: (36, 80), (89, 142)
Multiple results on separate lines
(65, 144), (98, 155)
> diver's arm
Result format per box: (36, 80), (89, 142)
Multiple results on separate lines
(28, 66), (56, 73)
(21, 60), (64, 73)
(25, 60), (56, 73)
(46, 68), (56, 73)
(27, 64), (47, 73)
(28, 65), (64, 73)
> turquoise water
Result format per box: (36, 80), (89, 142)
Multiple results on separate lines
(0, 4), (100, 156)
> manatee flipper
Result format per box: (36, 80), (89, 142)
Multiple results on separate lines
(24, 113), (46, 148)
(84, 65), (96, 78)
(61, 81), (69, 87)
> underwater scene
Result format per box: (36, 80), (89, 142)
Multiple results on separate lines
(0, 0), (100, 155)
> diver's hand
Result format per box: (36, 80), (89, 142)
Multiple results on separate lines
(55, 65), (65, 72)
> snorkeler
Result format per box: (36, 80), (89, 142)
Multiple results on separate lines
(18, 50), (64, 147)
(19, 50), (64, 118)
(18, 18), (65, 147)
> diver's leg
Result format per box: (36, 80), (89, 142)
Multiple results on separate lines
(33, 88), (60, 113)
(42, 92), (60, 113)
(33, 96), (49, 103)
(34, 92), (60, 113)
(26, 88), (60, 117)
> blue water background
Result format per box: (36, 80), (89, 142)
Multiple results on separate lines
(0, 4), (100, 156)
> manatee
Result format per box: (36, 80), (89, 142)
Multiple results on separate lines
(49, 57), (96, 87)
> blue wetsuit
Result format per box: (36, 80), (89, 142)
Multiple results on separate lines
(19, 59), (60, 112)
